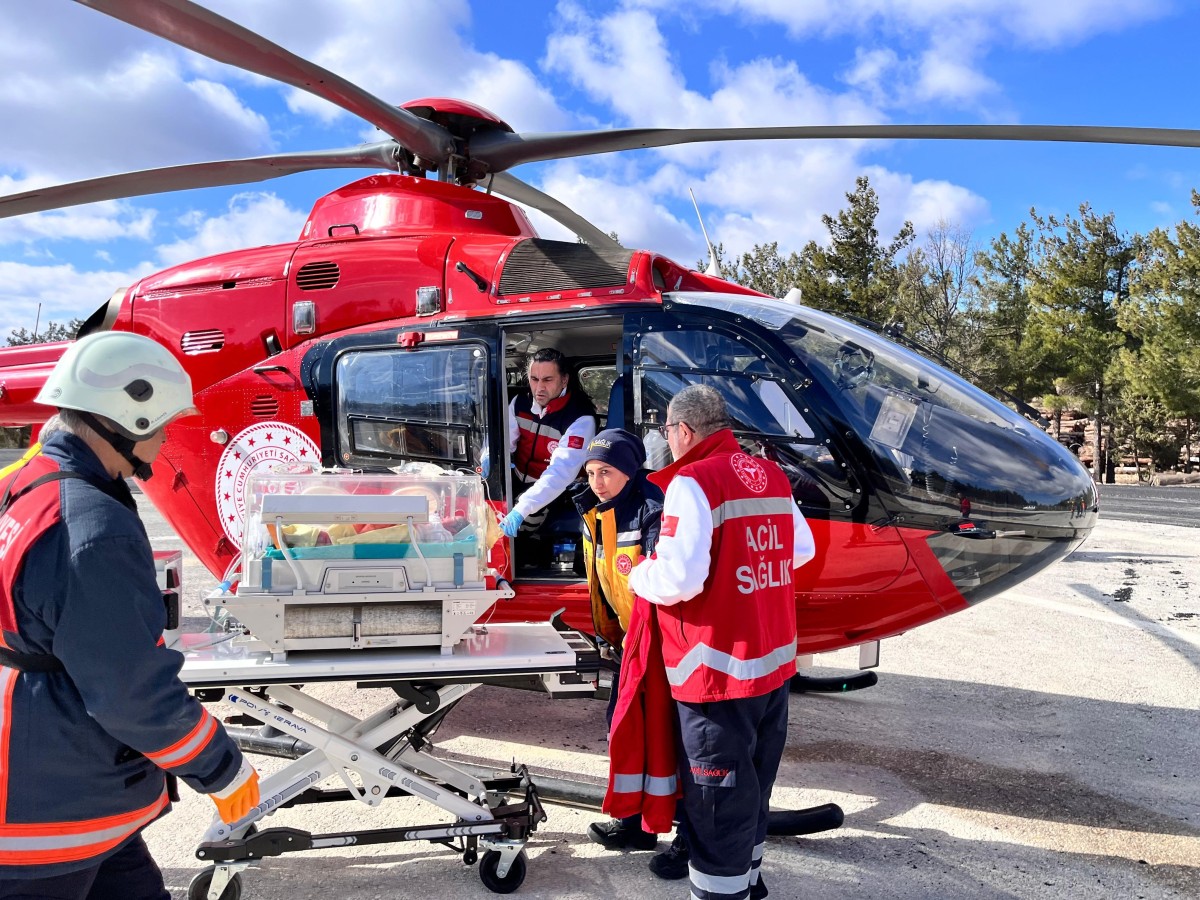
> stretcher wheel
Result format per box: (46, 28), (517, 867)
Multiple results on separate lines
(478, 849), (527, 893)
(188, 868), (243, 900)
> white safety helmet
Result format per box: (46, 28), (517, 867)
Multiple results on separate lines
(36, 331), (198, 440)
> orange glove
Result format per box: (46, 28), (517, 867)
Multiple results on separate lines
(210, 760), (260, 824)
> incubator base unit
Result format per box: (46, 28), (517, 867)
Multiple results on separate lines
(211, 469), (509, 659)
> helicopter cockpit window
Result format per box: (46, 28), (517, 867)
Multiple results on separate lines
(633, 327), (844, 510)
(335, 344), (487, 470)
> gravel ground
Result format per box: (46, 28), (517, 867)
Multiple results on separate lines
(133, 510), (1199, 900)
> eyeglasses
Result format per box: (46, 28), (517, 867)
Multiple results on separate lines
(657, 421), (687, 438)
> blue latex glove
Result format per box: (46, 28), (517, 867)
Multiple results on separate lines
(499, 510), (525, 538)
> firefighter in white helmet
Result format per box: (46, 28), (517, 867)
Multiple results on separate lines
(0, 332), (258, 897)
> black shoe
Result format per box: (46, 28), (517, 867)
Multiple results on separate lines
(751, 874), (769, 899)
(587, 819), (658, 851)
(648, 833), (689, 880)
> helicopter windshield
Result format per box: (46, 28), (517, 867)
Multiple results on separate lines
(669, 292), (1024, 433)
(667, 292), (1096, 604)
(667, 292), (1095, 522)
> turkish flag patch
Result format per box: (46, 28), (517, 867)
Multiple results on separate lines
(661, 515), (679, 537)
(567, 435), (584, 449)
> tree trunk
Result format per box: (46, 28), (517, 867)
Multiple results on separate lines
(1187, 416), (1194, 474)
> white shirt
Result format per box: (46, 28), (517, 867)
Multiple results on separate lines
(507, 392), (596, 518)
(629, 474), (815, 606)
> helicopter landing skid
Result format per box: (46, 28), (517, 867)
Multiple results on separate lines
(789, 670), (879, 693)
(767, 802), (845, 836)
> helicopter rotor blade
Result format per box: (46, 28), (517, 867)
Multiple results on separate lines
(74, 0), (454, 166)
(469, 123), (1200, 172)
(0, 143), (400, 219)
(488, 173), (622, 252)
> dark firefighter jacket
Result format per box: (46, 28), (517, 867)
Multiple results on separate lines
(0, 431), (242, 878)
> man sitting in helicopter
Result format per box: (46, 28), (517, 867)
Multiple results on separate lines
(499, 348), (598, 565)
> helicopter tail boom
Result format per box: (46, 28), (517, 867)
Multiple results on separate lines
(0, 341), (69, 426)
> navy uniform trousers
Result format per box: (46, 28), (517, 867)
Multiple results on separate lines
(0, 834), (170, 900)
(675, 682), (789, 900)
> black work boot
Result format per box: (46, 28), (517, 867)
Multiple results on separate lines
(751, 874), (769, 899)
(648, 831), (689, 880)
(587, 818), (658, 851)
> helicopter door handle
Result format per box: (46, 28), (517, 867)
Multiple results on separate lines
(253, 364), (289, 374)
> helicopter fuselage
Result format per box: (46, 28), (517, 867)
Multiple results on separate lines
(0, 175), (1097, 656)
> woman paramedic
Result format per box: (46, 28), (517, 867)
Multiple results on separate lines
(572, 429), (667, 853)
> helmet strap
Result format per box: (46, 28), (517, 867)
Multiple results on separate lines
(78, 411), (155, 481)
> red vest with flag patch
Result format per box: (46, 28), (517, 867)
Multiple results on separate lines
(512, 390), (592, 484)
(649, 429), (799, 702)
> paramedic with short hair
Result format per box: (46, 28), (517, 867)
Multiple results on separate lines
(628, 384), (815, 900)
(499, 347), (597, 538)
(0, 332), (258, 898)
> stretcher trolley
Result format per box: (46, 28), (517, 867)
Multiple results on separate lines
(180, 622), (598, 899)
(176, 467), (598, 898)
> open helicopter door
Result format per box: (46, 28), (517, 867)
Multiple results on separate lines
(494, 316), (627, 627)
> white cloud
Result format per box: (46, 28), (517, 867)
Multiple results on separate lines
(630, 0), (1172, 108)
(0, 24), (272, 183)
(154, 193), (306, 267)
(201, 0), (567, 136)
(537, 5), (991, 263)
(0, 175), (157, 246)
(0, 260), (154, 339)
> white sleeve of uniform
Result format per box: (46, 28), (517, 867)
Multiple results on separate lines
(628, 475), (712, 607)
(514, 414), (597, 518)
(792, 503), (816, 568)
(508, 398), (519, 454)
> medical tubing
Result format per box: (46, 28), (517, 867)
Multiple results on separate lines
(407, 515), (433, 587)
(276, 515), (310, 592)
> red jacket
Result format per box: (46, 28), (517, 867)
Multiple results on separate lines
(628, 429), (814, 703)
(602, 594), (678, 834)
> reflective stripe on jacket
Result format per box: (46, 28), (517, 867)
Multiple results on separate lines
(0, 432), (242, 878)
(629, 429), (815, 703)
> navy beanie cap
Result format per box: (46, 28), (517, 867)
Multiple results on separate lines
(584, 428), (645, 479)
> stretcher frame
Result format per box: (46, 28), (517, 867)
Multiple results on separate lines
(179, 622), (598, 899)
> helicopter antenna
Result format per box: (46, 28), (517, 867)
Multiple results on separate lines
(689, 188), (722, 277)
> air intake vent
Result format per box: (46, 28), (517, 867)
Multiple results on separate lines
(296, 261), (340, 290)
(180, 329), (224, 355)
(250, 395), (279, 418)
(498, 239), (633, 296)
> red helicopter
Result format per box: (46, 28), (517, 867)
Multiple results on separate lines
(4, 0), (1167, 665)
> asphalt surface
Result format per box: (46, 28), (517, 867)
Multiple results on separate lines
(126, 498), (1200, 900)
(1098, 483), (1200, 528)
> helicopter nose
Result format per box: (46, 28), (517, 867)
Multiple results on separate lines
(884, 416), (1098, 607)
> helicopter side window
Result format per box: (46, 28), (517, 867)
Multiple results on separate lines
(633, 328), (847, 511)
(335, 344), (488, 470)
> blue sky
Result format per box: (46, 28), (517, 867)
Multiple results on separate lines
(1, 0), (1197, 338)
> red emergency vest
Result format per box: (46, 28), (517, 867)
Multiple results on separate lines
(649, 429), (798, 703)
(512, 390), (592, 485)
(0, 453), (71, 644)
